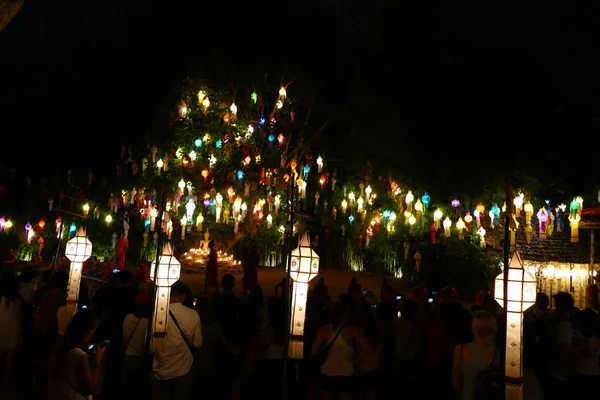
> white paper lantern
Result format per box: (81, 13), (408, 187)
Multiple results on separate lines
(288, 233), (319, 359)
(495, 251), (536, 387)
(64, 227), (92, 314)
(150, 243), (181, 350)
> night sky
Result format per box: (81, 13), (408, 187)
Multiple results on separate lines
(1, 0), (599, 194)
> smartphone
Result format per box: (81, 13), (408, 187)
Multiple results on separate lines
(361, 290), (368, 296)
(396, 294), (403, 301)
(428, 297), (434, 304)
(112, 268), (120, 274)
(81, 305), (88, 309)
(87, 340), (110, 352)
(371, 303), (377, 309)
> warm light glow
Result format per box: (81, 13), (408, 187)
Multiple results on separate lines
(105, 215), (113, 225)
(456, 218), (465, 230)
(156, 159), (164, 168)
(150, 244), (181, 351)
(405, 191), (414, 204)
(494, 251), (536, 382)
(433, 209), (443, 220)
(408, 216), (416, 225)
(288, 233), (320, 359)
(65, 228), (93, 315)
(443, 217), (451, 228)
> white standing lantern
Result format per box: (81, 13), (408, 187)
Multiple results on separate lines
(64, 227), (93, 316)
(288, 233), (320, 359)
(494, 251), (536, 397)
(150, 243), (181, 351)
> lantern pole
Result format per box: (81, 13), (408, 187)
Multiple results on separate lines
(144, 189), (166, 362)
(283, 165), (297, 400)
(502, 185), (512, 396)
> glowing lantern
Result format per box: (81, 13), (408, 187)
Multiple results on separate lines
(365, 186), (373, 199)
(537, 208), (548, 239)
(477, 227), (486, 247)
(456, 217), (465, 239)
(341, 199), (348, 213)
(421, 192), (431, 213)
(82, 203), (90, 216)
(279, 86), (287, 99)
(65, 227), (93, 316)
(230, 102), (238, 116)
(414, 250), (422, 270)
(433, 209), (443, 230)
(443, 217), (452, 237)
(494, 251), (536, 394)
(215, 193), (223, 223)
(451, 198), (460, 211)
(201, 168), (209, 184)
(179, 102), (187, 118)
(464, 212), (473, 232)
(408, 215), (416, 233)
(156, 159), (164, 175)
(524, 202), (533, 223)
(277, 133), (284, 147)
(195, 138), (202, 149)
(357, 197), (364, 211)
(197, 90), (205, 102)
(105, 214), (113, 227)
(189, 151), (197, 161)
(514, 194), (524, 216)
(25, 223), (34, 244)
(491, 204), (500, 228)
(202, 98), (210, 112)
(405, 190), (414, 211)
(150, 243), (181, 351)
(576, 196), (583, 215)
(414, 199), (423, 221)
(38, 220), (45, 232)
(316, 156), (323, 173)
(288, 233), (320, 359)
(569, 213), (580, 243)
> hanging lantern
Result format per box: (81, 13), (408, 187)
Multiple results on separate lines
(569, 213), (580, 243)
(443, 217), (452, 237)
(433, 209), (443, 230)
(414, 199), (423, 221)
(65, 228), (93, 317)
(464, 212), (473, 232)
(477, 227), (486, 247)
(405, 191), (414, 212)
(524, 202), (533, 224)
(514, 194), (524, 216)
(451, 198), (460, 211)
(456, 217), (465, 239)
(421, 192), (431, 213)
(414, 250), (422, 271)
(150, 243), (181, 351)
(494, 251), (536, 395)
(288, 233), (320, 359)
(537, 208), (548, 239)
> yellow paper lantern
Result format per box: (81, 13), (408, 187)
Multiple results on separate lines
(494, 251), (536, 389)
(65, 227), (93, 315)
(288, 233), (320, 359)
(150, 243), (181, 351)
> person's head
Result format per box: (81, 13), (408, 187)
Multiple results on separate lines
(221, 274), (235, 291)
(208, 240), (214, 250)
(351, 276), (357, 284)
(62, 309), (99, 350)
(330, 301), (348, 329)
(482, 283), (491, 292)
(472, 310), (497, 339)
(318, 277), (325, 285)
(248, 286), (263, 306)
(576, 308), (599, 338)
(51, 270), (68, 292)
(535, 292), (550, 311)
(553, 292), (574, 314)
(133, 290), (152, 318)
(401, 299), (418, 320)
(170, 280), (190, 304)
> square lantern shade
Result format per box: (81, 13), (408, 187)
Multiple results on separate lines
(288, 233), (320, 283)
(65, 227), (93, 263)
(494, 250), (536, 381)
(150, 243), (181, 287)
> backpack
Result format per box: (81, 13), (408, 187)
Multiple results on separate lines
(473, 347), (504, 400)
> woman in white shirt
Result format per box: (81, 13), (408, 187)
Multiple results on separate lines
(570, 309), (600, 395)
(48, 309), (104, 400)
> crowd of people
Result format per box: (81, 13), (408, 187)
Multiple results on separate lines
(0, 260), (598, 399)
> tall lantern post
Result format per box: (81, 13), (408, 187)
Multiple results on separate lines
(149, 243), (181, 351)
(288, 232), (320, 359)
(64, 227), (93, 317)
(494, 250), (536, 399)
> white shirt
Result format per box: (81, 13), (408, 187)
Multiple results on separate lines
(572, 331), (600, 376)
(122, 315), (148, 356)
(48, 348), (91, 400)
(153, 302), (202, 380)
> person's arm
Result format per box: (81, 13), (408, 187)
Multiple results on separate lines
(192, 313), (203, 348)
(75, 348), (104, 397)
(310, 327), (326, 356)
(452, 345), (463, 396)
